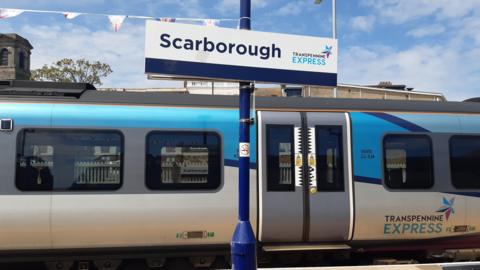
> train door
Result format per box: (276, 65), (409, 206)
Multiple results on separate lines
(258, 111), (353, 243)
(306, 112), (353, 242)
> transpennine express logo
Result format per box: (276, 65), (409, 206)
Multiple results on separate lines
(292, 45), (333, 66)
(437, 197), (455, 221)
(322, 45), (333, 58)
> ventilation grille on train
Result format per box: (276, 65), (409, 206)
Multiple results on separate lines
(0, 80), (96, 99)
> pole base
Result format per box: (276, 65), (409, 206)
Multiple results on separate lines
(231, 221), (257, 270)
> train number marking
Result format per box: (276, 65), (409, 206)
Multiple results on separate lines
(360, 149), (375, 159)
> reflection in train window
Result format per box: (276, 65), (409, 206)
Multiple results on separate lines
(146, 131), (221, 190)
(450, 136), (480, 189)
(16, 129), (123, 191)
(316, 126), (344, 191)
(383, 135), (433, 189)
(266, 125), (294, 191)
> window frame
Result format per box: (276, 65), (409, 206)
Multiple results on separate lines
(382, 133), (434, 190)
(15, 128), (125, 192)
(449, 135), (480, 190)
(265, 124), (295, 192)
(315, 125), (345, 192)
(145, 130), (223, 191)
(18, 51), (25, 69)
(0, 48), (8, 66)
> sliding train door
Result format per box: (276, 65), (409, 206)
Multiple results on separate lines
(306, 112), (353, 242)
(258, 111), (304, 242)
(258, 111), (353, 243)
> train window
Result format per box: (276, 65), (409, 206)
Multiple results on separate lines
(383, 135), (433, 189)
(146, 131), (221, 190)
(316, 126), (344, 191)
(16, 129), (123, 191)
(450, 136), (480, 189)
(266, 125), (295, 191)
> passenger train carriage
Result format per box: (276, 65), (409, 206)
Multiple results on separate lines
(0, 80), (480, 269)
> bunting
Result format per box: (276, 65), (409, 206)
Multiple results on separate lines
(0, 7), (238, 32)
(203, 19), (219, 27)
(108, 15), (126, 32)
(158, 17), (176, 23)
(0, 8), (23, 19)
(64, 12), (81, 20)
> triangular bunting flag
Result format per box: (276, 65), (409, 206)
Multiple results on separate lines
(0, 8), (24, 19)
(64, 12), (81, 20)
(203, 19), (219, 27)
(158, 17), (175, 22)
(108, 15), (126, 32)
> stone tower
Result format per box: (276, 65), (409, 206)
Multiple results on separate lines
(0, 34), (33, 80)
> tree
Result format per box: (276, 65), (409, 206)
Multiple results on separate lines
(31, 58), (113, 86)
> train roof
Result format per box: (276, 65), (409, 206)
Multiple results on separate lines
(1, 80), (480, 114)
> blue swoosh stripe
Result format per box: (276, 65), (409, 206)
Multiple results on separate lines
(366, 112), (430, 132)
(355, 175), (480, 198)
(355, 175), (382, 185)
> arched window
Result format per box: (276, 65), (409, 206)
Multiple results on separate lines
(19, 52), (25, 69)
(0, 49), (8, 66)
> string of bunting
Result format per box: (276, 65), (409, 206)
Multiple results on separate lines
(0, 8), (238, 31)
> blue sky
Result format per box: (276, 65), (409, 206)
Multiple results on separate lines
(1, 0), (480, 100)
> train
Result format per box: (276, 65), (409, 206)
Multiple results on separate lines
(1, 80), (480, 269)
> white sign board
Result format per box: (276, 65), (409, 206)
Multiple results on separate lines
(145, 20), (337, 86)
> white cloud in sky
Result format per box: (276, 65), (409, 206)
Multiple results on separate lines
(406, 24), (445, 38)
(339, 42), (480, 101)
(272, 1), (309, 16)
(215, 0), (269, 15)
(349, 0), (480, 100)
(350, 15), (375, 32)
(361, 0), (480, 24)
(18, 22), (174, 88)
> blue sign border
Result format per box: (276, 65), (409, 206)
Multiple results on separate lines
(145, 58), (337, 86)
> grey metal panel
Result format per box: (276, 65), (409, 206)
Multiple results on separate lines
(78, 91), (480, 114)
(306, 112), (352, 242)
(258, 111), (303, 242)
(49, 127), (257, 248)
(0, 122), (52, 249)
(3, 91), (480, 114)
(72, 93), (480, 114)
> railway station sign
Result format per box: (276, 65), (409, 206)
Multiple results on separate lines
(145, 20), (337, 86)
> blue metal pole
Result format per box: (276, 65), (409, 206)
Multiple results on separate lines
(231, 0), (257, 268)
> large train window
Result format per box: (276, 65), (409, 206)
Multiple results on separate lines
(450, 136), (480, 189)
(383, 135), (433, 189)
(266, 125), (295, 191)
(146, 131), (221, 190)
(16, 129), (123, 191)
(316, 126), (344, 191)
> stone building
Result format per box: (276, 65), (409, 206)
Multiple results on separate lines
(0, 34), (33, 80)
(183, 81), (446, 101)
(104, 81), (446, 102)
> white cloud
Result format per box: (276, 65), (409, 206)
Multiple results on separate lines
(361, 0), (480, 24)
(273, 1), (309, 16)
(406, 24), (445, 38)
(457, 16), (480, 46)
(159, 0), (205, 18)
(339, 43), (480, 101)
(216, 0), (269, 15)
(350, 15), (375, 32)
(17, 22), (175, 88)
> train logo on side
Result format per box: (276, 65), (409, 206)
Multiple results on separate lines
(437, 197), (455, 221)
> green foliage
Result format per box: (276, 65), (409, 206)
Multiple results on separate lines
(31, 58), (113, 86)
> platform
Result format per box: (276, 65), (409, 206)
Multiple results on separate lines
(264, 261), (480, 270)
